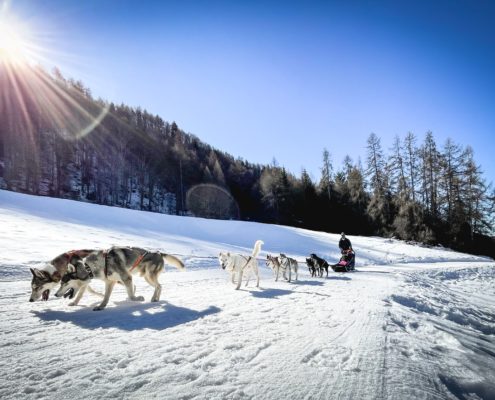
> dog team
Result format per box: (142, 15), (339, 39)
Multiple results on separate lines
(29, 234), (354, 311)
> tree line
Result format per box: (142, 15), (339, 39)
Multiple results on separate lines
(0, 65), (493, 257)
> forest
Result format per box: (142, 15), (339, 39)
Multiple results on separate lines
(1, 64), (494, 257)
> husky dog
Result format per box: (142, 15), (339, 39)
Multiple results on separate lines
(306, 257), (317, 277)
(55, 247), (185, 311)
(310, 253), (329, 278)
(219, 240), (263, 290)
(266, 254), (294, 282)
(29, 249), (101, 302)
(266, 254), (284, 281)
(279, 253), (298, 282)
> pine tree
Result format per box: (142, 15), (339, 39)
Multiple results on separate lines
(420, 131), (440, 217)
(319, 148), (333, 199)
(439, 138), (464, 224)
(388, 135), (408, 199)
(366, 133), (392, 234)
(365, 133), (386, 193)
(403, 132), (419, 202)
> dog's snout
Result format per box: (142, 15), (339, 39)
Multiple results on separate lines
(29, 298), (34, 302)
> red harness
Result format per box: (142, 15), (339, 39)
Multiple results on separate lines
(65, 250), (78, 261)
(129, 252), (148, 273)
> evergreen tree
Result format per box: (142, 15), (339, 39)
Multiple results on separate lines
(403, 132), (419, 203)
(388, 135), (408, 198)
(365, 133), (386, 193)
(319, 148), (333, 200)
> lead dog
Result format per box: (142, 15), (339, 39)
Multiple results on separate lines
(219, 240), (263, 290)
(279, 253), (298, 282)
(29, 249), (102, 302)
(55, 247), (185, 310)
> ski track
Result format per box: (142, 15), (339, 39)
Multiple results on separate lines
(0, 190), (494, 400)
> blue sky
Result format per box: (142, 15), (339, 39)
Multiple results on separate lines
(9, 0), (495, 184)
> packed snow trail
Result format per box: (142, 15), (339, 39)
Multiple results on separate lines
(0, 190), (494, 400)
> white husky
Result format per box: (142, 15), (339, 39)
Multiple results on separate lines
(218, 240), (263, 290)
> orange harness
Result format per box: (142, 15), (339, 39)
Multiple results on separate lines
(65, 250), (78, 261)
(129, 252), (148, 272)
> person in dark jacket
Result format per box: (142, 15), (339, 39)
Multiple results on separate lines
(339, 232), (352, 253)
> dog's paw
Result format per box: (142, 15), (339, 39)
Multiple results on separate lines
(68, 301), (78, 306)
(93, 306), (105, 311)
(131, 295), (145, 301)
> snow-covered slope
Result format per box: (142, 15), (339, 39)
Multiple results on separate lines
(0, 190), (494, 400)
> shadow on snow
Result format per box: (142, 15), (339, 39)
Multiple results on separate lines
(32, 301), (221, 331)
(247, 288), (293, 299)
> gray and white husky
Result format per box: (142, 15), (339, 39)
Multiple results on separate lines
(266, 254), (285, 282)
(29, 250), (101, 302)
(218, 240), (263, 290)
(55, 247), (185, 311)
(279, 253), (298, 282)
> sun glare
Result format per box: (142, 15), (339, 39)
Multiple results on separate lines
(0, 16), (35, 65)
(0, 4), (110, 141)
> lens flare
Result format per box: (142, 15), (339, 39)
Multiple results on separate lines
(0, 3), (109, 147)
(0, 13), (36, 66)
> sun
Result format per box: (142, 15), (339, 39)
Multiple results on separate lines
(0, 15), (36, 65)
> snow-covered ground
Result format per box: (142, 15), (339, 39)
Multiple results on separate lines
(0, 189), (494, 400)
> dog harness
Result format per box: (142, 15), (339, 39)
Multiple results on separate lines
(129, 251), (148, 272)
(239, 256), (253, 271)
(61, 263), (94, 283)
(103, 250), (109, 277)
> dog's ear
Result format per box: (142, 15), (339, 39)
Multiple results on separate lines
(67, 264), (76, 273)
(227, 252), (230, 257)
(31, 268), (47, 279)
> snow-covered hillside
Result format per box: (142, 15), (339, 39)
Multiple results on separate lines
(0, 190), (494, 400)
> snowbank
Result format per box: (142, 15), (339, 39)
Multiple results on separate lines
(0, 190), (494, 400)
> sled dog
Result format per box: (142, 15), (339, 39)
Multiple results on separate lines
(279, 253), (298, 282)
(310, 253), (329, 278)
(55, 247), (185, 311)
(29, 249), (101, 302)
(266, 254), (297, 282)
(306, 257), (317, 277)
(219, 240), (263, 290)
(266, 254), (284, 281)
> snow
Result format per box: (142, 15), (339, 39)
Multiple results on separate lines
(0, 189), (494, 400)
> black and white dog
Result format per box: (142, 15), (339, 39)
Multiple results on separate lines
(305, 257), (318, 277)
(309, 253), (329, 278)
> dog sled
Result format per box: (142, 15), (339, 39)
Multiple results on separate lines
(331, 249), (355, 272)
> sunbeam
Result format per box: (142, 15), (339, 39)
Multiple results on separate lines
(0, 2), (110, 152)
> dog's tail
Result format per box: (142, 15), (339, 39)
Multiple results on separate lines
(161, 253), (185, 270)
(251, 240), (264, 258)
